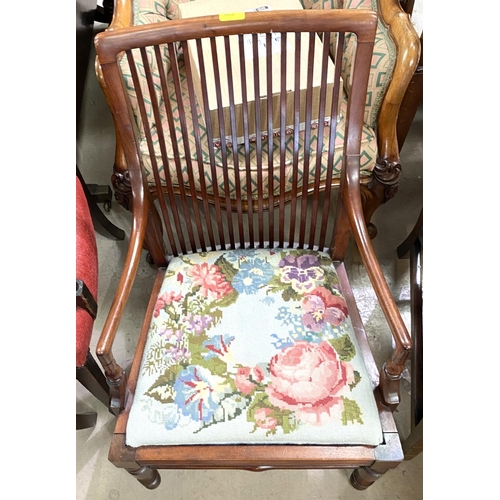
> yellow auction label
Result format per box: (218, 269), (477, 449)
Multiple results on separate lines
(219, 12), (245, 21)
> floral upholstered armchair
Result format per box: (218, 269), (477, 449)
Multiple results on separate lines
(97, 0), (420, 237)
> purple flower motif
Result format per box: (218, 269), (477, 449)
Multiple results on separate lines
(174, 365), (228, 422)
(278, 254), (325, 293)
(301, 287), (348, 332)
(182, 313), (214, 336)
(160, 328), (184, 342)
(165, 345), (191, 362)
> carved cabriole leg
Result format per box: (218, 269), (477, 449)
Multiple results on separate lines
(360, 160), (402, 239)
(350, 433), (403, 490)
(110, 435), (161, 490)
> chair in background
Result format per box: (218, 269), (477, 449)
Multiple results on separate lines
(94, 9), (412, 490)
(397, 209), (423, 459)
(76, 175), (111, 429)
(96, 0), (421, 239)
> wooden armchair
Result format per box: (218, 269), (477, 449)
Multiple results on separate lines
(96, 0), (420, 238)
(94, 8), (412, 490)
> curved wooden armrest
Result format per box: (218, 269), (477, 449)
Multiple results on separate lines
(96, 199), (148, 382)
(342, 155), (412, 408)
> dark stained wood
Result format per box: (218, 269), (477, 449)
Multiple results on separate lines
(398, 209), (423, 459)
(94, 9), (412, 491)
(76, 350), (110, 409)
(76, 412), (97, 430)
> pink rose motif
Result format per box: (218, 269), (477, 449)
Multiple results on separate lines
(153, 291), (182, 318)
(266, 341), (354, 425)
(234, 366), (265, 395)
(254, 408), (278, 430)
(187, 262), (233, 300)
(301, 287), (348, 332)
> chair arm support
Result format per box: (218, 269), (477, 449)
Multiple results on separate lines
(342, 154), (412, 408)
(96, 197), (149, 383)
(107, 0), (134, 31)
(376, 0), (421, 163)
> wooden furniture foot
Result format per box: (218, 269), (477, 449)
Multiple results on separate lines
(350, 433), (404, 490)
(126, 465), (161, 490)
(350, 466), (386, 490)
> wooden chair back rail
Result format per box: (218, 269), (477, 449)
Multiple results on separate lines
(95, 10), (411, 416)
(98, 11), (376, 257)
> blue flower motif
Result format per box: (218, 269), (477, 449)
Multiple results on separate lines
(164, 403), (180, 430)
(232, 258), (274, 294)
(173, 365), (227, 422)
(261, 295), (275, 306)
(202, 334), (235, 362)
(291, 322), (320, 343)
(276, 306), (295, 326)
(225, 249), (260, 262)
(270, 333), (294, 350)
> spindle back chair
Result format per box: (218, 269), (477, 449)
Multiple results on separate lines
(95, 8), (411, 491)
(97, 0), (421, 240)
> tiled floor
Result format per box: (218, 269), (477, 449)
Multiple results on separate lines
(76, 21), (423, 500)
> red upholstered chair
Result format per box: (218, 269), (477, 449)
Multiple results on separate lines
(76, 175), (110, 429)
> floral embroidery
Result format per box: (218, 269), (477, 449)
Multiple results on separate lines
(173, 365), (231, 422)
(278, 254), (325, 293)
(266, 341), (354, 425)
(301, 287), (348, 332)
(232, 258), (274, 294)
(138, 249), (370, 440)
(154, 290), (182, 318)
(187, 262), (233, 299)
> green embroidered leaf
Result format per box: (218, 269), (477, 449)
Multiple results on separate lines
(214, 255), (238, 282)
(218, 394), (250, 422)
(164, 269), (176, 279)
(323, 269), (340, 289)
(267, 274), (285, 289)
(280, 410), (297, 434)
(214, 289), (239, 309)
(246, 391), (272, 423)
(329, 334), (356, 361)
(349, 370), (362, 390)
(144, 370), (180, 403)
(202, 356), (228, 377)
(341, 397), (364, 425)
(281, 286), (300, 302)
(319, 254), (333, 267)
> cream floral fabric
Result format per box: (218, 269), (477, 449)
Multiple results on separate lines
(126, 249), (383, 447)
(120, 0), (385, 200)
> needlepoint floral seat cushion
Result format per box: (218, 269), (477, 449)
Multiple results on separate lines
(119, 0), (395, 200)
(126, 249), (383, 447)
